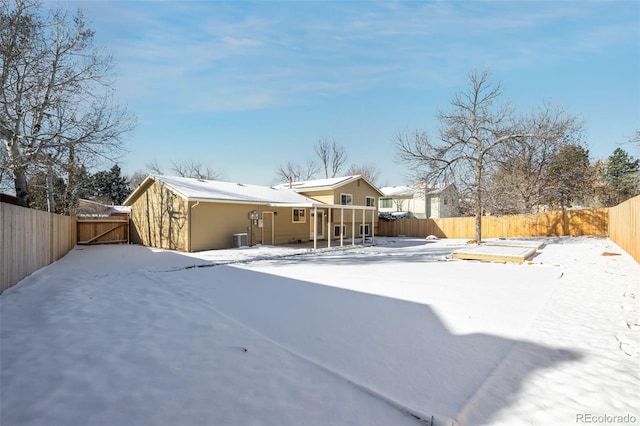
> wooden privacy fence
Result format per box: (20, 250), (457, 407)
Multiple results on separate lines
(0, 198), (637, 294)
(1, 203), (77, 293)
(378, 208), (609, 240)
(77, 216), (130, 245)
(608, 195), (640, 263)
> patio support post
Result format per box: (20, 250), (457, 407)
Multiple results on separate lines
(328, 208), (331, 248)
(340, 208), (344, 247)
(352, 208), (355, 246)
(362, 208), (366, 244)
(313, 206), (318, 250)
(371, 209), (375, 243)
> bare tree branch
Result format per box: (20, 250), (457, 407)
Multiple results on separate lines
(170, 160), (222, 180)
(394, 69), (582, 241)
(275, 160), (319, 183)
(315, 137), (348, 178)
(1, 0), (135, 208)
(346, 162), (380, 185)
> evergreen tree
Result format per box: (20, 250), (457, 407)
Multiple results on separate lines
(544, 144), (593, 209)
(89, 165), (131, 205)
(603, 148), (640, 205)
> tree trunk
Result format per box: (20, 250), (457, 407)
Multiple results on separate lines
(13, 166), (29, 207)
(474, 154), (483, 242)
(3, 135), (30, 207)
(62, 145), (76, 215)
(46, 163), (55, 213)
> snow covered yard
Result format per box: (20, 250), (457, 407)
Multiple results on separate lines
(1, 236), (638, 426)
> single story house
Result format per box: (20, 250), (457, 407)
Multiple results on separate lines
(123, 174), (378, 252)
(379, 182), (460, 219)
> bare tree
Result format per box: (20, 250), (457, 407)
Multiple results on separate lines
(485, 105), (583, 214)
(144, 159), (222, 180)
(315, 138), (348, 178)
(0, 143), (11, 193)
(144, 160), (165, 176)
(396, 70), (580, 242)
(346, 162), (380, 185)
(627, 130), (640, 157)
(170, 160), (222, 180)
(275, 160), (320, 183)
(1, 0), (135, 208)
(128, 170), (148, 189)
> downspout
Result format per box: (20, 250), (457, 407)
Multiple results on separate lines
(189, 201), (200, 252)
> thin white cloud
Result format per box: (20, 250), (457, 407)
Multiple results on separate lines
(68, 0), (638, 113)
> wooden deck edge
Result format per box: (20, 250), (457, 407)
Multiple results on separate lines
(483, 241), (545, 250)
(452, 247), (537, 263)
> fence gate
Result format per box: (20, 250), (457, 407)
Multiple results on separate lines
(77, 217), (130, 245)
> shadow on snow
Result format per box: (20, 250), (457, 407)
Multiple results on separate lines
(1, 244), (580, 426)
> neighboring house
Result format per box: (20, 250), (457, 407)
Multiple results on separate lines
(379, 182), (459, 219)
(0, 193), (19, 206)
(378, 186), (415, 215)
(123, 175), (378, 252)
(77, 199), (131, 217)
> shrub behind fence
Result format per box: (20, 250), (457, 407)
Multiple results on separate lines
(1, 203), (76, 293)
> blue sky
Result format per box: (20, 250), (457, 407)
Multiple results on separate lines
(58, 0), (639, 187)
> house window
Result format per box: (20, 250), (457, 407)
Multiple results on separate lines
(334, 225), (346, 238)
(365, 196), (376, 207)
(359, 224), (371, 236)
(379, 198), (393, 209)
(292, 208), (306, 223)
(340, 193), (352, 205)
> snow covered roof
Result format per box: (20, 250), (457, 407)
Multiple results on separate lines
(380, 186), (414, 197)
(274, 175), (359, 190)
(274, 175), (384, 195)
(425, 182), (454, 195)
(379, 182), (455, 197)
(107, 205), (131, 215)
(124, 175), (319, 206)
(77, 199), (131, 216)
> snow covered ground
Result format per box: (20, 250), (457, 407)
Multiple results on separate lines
(1, 236), (638, 426)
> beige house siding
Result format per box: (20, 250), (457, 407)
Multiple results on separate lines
(302, 190), (334, 204)
(129, 180), (190, 251)
(269, 207), (313, 245)
(189, 203), (311, 251)
(127, 175), (381, 252)
(298, 179), (380, 238)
